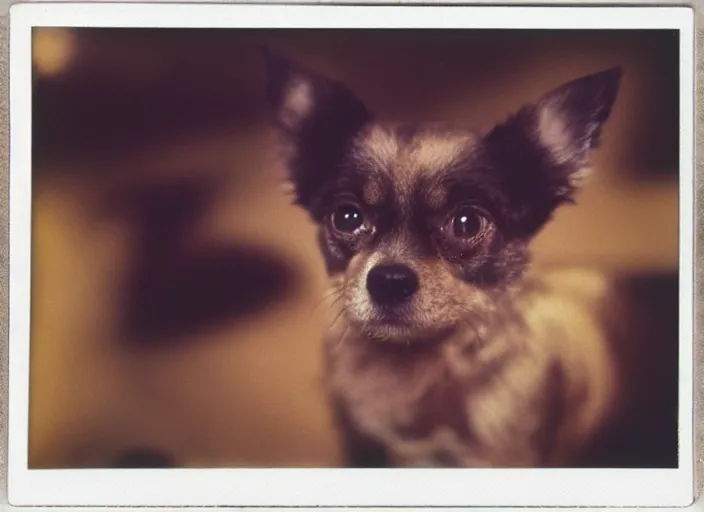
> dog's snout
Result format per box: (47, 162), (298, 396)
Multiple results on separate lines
(367, 264), (419, 306)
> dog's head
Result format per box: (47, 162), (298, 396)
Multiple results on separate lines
(263, 48), (621, 344)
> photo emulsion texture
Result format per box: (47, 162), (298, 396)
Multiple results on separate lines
(29, 29), (679, 469)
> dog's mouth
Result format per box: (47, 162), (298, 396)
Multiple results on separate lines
(338, 285), (456, 344)
(356, 312), (455, 345)
(372, 306), (412, 326)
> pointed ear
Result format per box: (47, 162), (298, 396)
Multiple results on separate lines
(483, 67), (622, 237)
(262, 46), (370, 136)
(532, 66), (622, 178)
(261, 47), (371, 210)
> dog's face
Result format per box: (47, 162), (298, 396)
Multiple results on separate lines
(264, 49), (621, 344)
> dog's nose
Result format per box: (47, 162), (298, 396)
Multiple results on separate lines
(367, 264), (419, 306)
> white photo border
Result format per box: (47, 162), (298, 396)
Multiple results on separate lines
(7, 3), (695, 508)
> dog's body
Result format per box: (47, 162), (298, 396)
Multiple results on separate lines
(325, 265), (619, 467)
(263, 49), (623, 467)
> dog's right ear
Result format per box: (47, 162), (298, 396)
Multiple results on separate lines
(261, 47), (371, 210)
(262, 46), (370, 137)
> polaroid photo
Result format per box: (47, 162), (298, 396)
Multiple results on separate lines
(6, 2), (696, 509)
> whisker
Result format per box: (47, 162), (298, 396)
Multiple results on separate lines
(328, 307), (347, 330)
(311, 287), (345, 315)
(333, 318), (352, 352)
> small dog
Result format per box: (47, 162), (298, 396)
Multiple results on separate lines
(263, 48), (623, 467)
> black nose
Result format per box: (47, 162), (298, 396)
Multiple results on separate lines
(366, 264), (419, 306)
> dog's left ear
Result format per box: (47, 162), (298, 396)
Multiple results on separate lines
(531, 66), (622, 175)
(484, 67), (622, 235)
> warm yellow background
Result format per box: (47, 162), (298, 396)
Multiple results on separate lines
(29, 29), (678, 468)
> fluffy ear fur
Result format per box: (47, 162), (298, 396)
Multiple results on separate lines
(262, 47), (372, 209)
(483, 67), (622, 236)
(533, 66), (622, 178)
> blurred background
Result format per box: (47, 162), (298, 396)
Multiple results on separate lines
(29, 28), (679, 469)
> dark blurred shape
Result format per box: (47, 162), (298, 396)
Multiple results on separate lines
(32, 75), (261, 169)
(115, 178), (295, 344)
(126, 243), (294, 344)
(112, 447), (176, 468)
(577, 273), (678, 468)
(32, 29), (265, 170)
(110, 177), (216, 248)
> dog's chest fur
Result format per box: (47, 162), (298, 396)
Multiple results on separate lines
(325, 319), (552, 466)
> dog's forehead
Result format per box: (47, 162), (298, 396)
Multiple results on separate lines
(351, 123), (478, 206)
(352, 124), (476, 179)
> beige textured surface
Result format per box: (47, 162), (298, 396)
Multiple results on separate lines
(0, 0), (702, 507)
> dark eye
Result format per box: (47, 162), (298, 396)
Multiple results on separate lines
(448, 207), (485, 240)
(332, 203), (365, 233)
